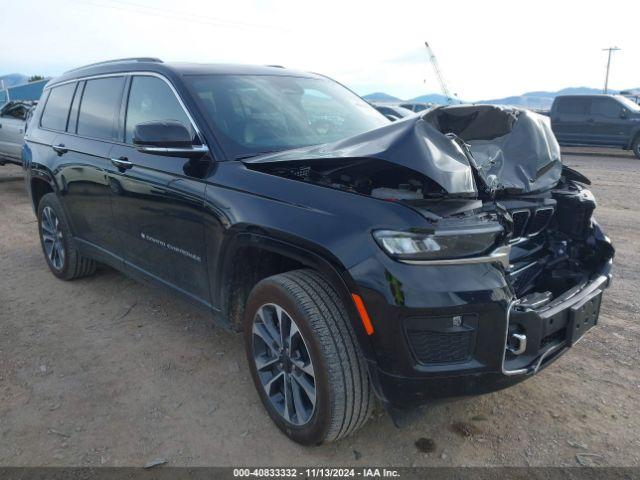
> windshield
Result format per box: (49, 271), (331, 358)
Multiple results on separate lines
(185, 74), (389, 159)
(617, 95), (640, 112)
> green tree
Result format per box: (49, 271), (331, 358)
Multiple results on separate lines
(28, 75), (45, 83)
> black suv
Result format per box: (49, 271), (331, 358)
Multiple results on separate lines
(550, 94), (640, 158)
(24, 58), (614, 445)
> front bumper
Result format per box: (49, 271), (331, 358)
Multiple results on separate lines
(349, 248), (613, 408)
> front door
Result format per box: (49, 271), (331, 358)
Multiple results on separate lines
(107, 74), (211, 304)
(588, 97), (630, 147)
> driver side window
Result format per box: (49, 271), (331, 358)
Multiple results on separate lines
(591, 98), (622, 119)
(124, 76), (195, 144)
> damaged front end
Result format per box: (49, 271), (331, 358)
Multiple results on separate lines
(244, 104), (614, 380)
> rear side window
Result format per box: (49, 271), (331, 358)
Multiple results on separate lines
(591, 98), (621, 118)
(40, 83), (76, 131)
(77, 77), (125, 140)
(124, 76), (194, 144)
(557, 97), (590, 115)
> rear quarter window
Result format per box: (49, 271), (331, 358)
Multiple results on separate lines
(40, 83), (77, 131)
(77, 77), (125, 140)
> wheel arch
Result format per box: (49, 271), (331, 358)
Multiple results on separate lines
(214, 230), (376, 360)
(29, 170), (57, 213)
(627, 127), (640, 150)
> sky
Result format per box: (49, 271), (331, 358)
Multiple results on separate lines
(1, 0), (638, 101)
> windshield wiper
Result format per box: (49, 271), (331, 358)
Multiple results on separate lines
(235, 149), (288, 160)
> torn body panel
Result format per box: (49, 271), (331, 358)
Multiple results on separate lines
(243, 104), (562, 199)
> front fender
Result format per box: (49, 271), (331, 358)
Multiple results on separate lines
(214, 228), (378, 362)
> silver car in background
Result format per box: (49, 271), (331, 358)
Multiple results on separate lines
(0, 101), (35, 165)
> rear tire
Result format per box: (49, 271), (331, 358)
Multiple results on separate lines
(243, 269), (374, 445)
(37, 193), (97, 280)
(632, 136), (640, 159)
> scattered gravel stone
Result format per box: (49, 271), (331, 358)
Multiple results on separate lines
(568, 440), (588, 449)
(353, 450), (362, 460)
(144, 457), (168, 469)
(451, 421), (481, 437)
(47, 428), (70, 438)
(471, 414), (489, 422)
(576, 453), (604, 466)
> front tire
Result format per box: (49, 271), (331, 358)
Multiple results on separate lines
(37, 193), (96, 280)
(243, 269), (374, 445)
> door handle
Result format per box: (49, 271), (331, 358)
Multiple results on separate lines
(586, 118), (595, 123)
(52, 144), (68, 155)
(110, 156), (133, 170)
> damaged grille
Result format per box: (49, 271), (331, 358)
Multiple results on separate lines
(510, 207), (555, 240)
(527, 207), (554, 236)
(511, 210), (531, 238)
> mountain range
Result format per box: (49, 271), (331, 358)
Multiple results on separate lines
(0, 73), (30, 88)
(363, 86), (640, 109)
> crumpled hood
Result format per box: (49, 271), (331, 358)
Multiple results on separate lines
(243, 104), (562, 196)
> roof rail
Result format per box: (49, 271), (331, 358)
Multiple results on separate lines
(64, 57), (163, 74)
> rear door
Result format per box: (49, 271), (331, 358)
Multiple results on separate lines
(107, 74), (211, 304)
(50, 76), (125, 257)
(551, 97), (592, 144)
(589, 97), (630, 146)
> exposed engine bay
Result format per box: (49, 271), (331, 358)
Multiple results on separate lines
(244, 105), (614, 305)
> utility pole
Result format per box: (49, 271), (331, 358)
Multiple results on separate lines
(602, 46), (620, 94)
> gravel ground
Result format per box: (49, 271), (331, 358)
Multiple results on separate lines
(0, 148), (638, 467)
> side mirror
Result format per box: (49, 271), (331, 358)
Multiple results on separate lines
(620, 110), (628, 119)
(133, 120), (208, 157)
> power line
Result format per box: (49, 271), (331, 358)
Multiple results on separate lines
(602, 46), (620, 94)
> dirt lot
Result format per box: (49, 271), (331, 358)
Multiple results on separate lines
(1, 148), (639, 467)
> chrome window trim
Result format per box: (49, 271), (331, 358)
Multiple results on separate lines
(42, 71), (204, 145)
(137, 145), (210, 155)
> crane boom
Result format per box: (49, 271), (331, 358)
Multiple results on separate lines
(425, 41), (452, 104)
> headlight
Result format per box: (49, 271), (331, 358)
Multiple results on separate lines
(373, 225), (503, 261)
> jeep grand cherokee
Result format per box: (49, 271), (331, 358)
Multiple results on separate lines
(23, 58), (614, 445)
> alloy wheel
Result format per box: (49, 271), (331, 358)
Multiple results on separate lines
(251, 303), (316, 426)
(41, 206), (65, 271)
